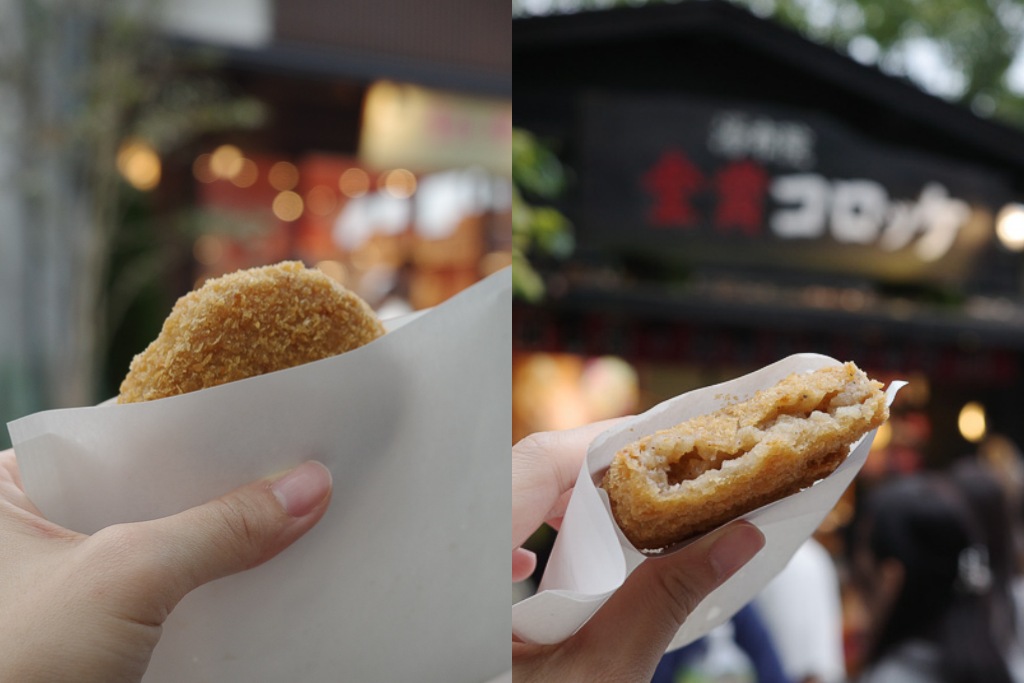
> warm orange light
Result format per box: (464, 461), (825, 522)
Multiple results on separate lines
(209, 145), (244, 180)
(268, 161), (299, 191)
(192, 154), (216, 184)
(997, 204), (1024, 251)
(870, 421), (892, 451)
(339, 167), (370, 197)
(306, 185), (338, 216)
(117, 139), (161, 191)
(272, 191), (304, 221)
(959, 402), (987, 443)
(381, 168), (417, 198)
(231, 158), (259, 188)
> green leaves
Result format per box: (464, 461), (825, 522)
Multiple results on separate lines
(512, 129), (575, 301)
(732, 0), (1024, 124)
(513, 128), (568, 198)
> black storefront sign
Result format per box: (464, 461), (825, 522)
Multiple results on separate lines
(580, 93), (1020, 288)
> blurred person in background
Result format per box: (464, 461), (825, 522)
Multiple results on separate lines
(950, 459), (1024, 681)
(978, 435), (1024, 579)
(651, 602), (792, 683)
(756, 536), (846, 683)
(852, 473), (1013, 683)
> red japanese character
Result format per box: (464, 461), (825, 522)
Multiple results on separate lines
(713, 160), (769, 235)
(641, 150), (704, 227)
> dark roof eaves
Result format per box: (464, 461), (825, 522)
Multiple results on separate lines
(514, 1), (1024, 173)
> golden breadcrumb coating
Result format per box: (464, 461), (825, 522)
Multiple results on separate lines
(601, 362), (888, 550)
(118, 261), (385, 403)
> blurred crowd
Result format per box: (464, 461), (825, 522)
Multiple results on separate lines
(650, 434), (1024, 683)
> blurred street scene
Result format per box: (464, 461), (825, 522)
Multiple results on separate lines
(0, 0), (511, 445)
(515, 1), (1024, 682)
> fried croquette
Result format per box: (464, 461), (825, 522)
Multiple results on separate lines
(118, 261), (385, 403)
(601, 362), (888, 550)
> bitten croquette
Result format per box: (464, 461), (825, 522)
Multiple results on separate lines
(118, 261), (385, 403)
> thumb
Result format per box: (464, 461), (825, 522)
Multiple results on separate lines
(575, 521), (764, 670)
(131, 460), (333, 608)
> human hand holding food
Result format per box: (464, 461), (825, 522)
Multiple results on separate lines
(0, 447), (332, 683)
(513, 423), (765, 682)
(1, 263), (387, 681)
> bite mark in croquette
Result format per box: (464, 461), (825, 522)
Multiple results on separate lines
(118, 261), (385, 403)
(600, 363), (888, 550)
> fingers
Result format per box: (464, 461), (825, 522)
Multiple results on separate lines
(513, 548), (538, 582)
(106, 460), (333, 611)
(574, 522), (765, 673)
(512, 418), (628, 549)
(0, 449), (47, 519)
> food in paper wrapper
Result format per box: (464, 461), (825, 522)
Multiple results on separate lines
(601, 362), (887, 550)
(118, 261), (384, 403)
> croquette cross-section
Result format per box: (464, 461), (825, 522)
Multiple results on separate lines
(118, 262), (385, 403)
(600, 363), (888, 550)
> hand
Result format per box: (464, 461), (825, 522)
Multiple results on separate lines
(0, 448), (332, 683)
(513, 424), (765, 682)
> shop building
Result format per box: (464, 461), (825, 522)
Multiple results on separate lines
(105, 0), (511, 391)
(514, 0), (1024, 471)
(168, 0), (511, 299)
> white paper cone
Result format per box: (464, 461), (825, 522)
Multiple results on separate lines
(512, 353), (903, 653)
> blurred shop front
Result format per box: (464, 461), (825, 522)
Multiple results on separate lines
(513, 0), (1024, 472)
(107, 0), (510, 393)
(515, 4), (1024, 669)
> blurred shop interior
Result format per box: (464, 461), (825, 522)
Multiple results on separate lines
(515, 1), (1024, 673)
(103, 0), (511, 399)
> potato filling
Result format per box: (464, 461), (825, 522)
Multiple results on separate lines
(655, 393), (839, 489)
(666, 450), (734, 485)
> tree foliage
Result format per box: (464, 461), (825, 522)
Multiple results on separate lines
(739, 0), (1024, 126)
(0, 0), (264, 444)
(513, 0), (1024, 129)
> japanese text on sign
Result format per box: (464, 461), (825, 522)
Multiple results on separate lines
(641, 148), (972, 262)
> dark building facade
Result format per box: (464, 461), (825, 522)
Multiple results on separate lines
(515, 1), (1024, 466)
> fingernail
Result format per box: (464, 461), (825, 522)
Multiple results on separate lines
(708, 523), (765, 579)
(271, 461), (333, 517)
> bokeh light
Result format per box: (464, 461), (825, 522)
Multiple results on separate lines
(192, 154), (216, 183)
(116, 139), (161, 191)
(269, 161), (300, 191)
(339, 167), (370, 197)
(381, 168), (417, 198)
(272, 190), (304, 221)
(209, 144), (244, 180)
(958, 401), (987, 443)
(306, 185), (339, 216)
(996, 204), (1024, 251)
(231, 158), (259, 188)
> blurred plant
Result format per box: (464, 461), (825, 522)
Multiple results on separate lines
(0, 0), (264, 440)
(512, 128), (574, 301)
(739, 0), (1024, 125)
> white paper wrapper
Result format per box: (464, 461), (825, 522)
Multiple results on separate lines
(512, 353), (903, 651)
(8, 268), (511, 683)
